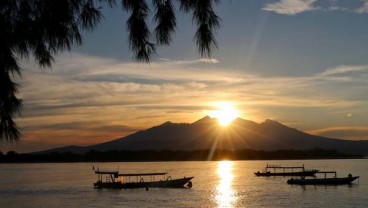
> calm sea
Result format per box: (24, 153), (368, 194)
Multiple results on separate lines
(0, 160), (367, 207)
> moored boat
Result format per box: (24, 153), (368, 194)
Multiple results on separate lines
(287, 171), (359, 185)
(254, 164), (319, 177)
(94, 170), (193, 189)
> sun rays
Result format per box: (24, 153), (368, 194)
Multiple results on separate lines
(209, 102), (239, 126)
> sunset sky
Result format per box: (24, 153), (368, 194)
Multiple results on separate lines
(2, 0), (368, 153)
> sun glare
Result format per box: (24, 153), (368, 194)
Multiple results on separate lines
(216, 161), (236, 208)
(210, 103), (239, 126)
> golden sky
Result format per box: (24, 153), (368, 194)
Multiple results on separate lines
(1, 52), (366, 153)
(2, 1), (368, 153)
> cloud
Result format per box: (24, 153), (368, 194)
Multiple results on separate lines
(324, 0), (348, 12)
(262, 0), (318, 15)
(158, 58), (171, 61)
(198, 58), (220, 64)
(19, 54), (368, 114)
(0, 141), (61, 154)
(328, 6), (344, 11)
(6, 53), (368, 153)
(319, 65), (368, 76)
(308, 126), (368, 140)
(262, 0), (368, 15)
(355, 0), (368, 13)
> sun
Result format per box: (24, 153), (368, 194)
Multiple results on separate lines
(209, 103), (239, 126)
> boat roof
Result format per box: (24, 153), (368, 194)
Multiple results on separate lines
(316, 171), (337, 174)
(266, 165), (305, 169)
(118, 172), (168, 177)
(95, 171), (119, 174)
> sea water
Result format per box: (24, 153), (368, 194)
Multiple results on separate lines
(0, 160), (367, 207)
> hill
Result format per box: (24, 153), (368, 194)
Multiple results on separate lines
(35, 116), (368, 155)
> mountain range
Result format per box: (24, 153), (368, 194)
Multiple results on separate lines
(36, 116), (368, 155)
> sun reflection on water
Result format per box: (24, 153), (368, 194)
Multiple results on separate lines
(216, 161), (236, 208)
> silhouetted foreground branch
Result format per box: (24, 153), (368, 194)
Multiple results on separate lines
(0, 148), (362, 163)
(1, 0), (221, 141)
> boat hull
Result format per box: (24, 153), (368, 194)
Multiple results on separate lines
(255, 171), (318, 177)
(287, 176), (359, 185)
(94, 177), (194, 189)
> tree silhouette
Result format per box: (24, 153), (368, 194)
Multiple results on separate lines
(0, 0), (220, 141)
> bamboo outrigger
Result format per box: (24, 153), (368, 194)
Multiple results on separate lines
(254, 164), (319, 177)
(93, 170), (193, 189)
(287, 171), (359, 185)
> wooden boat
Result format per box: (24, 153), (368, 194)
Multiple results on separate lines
(93, 170), (193, 189)
(287, 171), (359, 185)
(254, 164), (318, 177)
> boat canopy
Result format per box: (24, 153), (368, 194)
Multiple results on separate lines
(315, 171), (337, 178)
(95, 171), (119, 175)
(316, 171), (337, 174)
(118, 172), (167, 177)
(266, 164), (305, 169)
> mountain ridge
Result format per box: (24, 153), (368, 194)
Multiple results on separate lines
(33, 116), (368, 155)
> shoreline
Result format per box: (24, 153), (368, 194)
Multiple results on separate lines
(0, 149), (364, 163)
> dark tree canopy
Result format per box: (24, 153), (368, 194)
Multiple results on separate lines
(0, 0), (220, 141)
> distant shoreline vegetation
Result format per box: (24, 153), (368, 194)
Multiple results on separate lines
(0, 149), (363, 163)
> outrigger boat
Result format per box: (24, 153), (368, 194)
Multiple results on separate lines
(254, 164), (319, 177)
(94, 170), (193, 189)
(287, 171), (359, 185)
